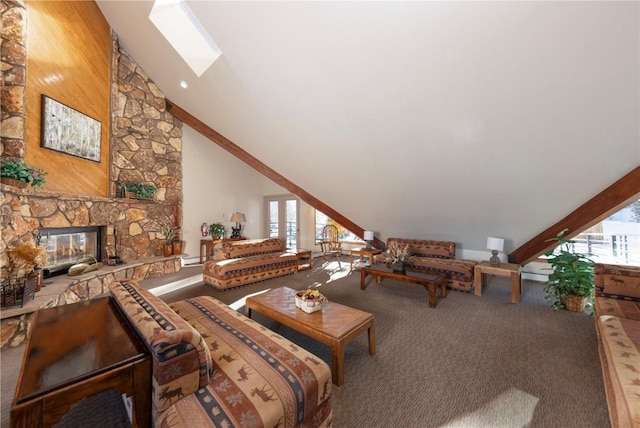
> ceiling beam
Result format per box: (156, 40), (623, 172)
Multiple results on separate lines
(509, 165), (640, 265)
(166, 99), (384, 248)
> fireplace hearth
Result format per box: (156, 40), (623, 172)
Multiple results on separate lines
(39, 227), (103, 277)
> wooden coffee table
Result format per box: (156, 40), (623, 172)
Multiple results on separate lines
(361, 265), (447, 308)
(245, 286), (375, 386)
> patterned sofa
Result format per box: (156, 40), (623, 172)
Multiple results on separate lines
(203, 238), (297, 290)
(109, 279), (332, 427)
(375, 238), (478, 291)
(593, 263), (640, 428)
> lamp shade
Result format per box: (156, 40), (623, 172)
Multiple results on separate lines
(230, 212), (245, 223)
(363, 230), (374, 241)
(486, 237), (504, 252)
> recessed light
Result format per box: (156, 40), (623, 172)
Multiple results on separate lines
(180, 80), (188, 89)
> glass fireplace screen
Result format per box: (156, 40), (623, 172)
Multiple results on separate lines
(40, 227), (101, 276)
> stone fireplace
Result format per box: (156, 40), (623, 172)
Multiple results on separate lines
(0, 2), (185, 348)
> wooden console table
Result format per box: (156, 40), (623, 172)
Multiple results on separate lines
(199, 237), (246, 264)
(11, 296), (151, 427)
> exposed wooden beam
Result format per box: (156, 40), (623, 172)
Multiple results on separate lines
(166, 100), (384, 248)
(509, 165), (640, 265)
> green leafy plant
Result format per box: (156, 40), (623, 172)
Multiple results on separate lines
(208, 222), (226, 239)
(0, 160), (47, 187)
(543, 228), (596, 310)
(161, 225), (179, 244)
(118, 182), (156, 199)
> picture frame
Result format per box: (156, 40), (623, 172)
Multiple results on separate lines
(41, 95), (102, 162)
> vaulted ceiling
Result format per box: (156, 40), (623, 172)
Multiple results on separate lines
(96, 1), (639, 257)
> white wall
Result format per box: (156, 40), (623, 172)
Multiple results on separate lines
(182, 125), (282, 262)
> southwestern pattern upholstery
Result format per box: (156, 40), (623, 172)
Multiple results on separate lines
(374, 238), (478, 291)
(594, 263), (640, 428)
(109, 280), (212, 419)
(110, 279), (332, 427)
(203, 238), (298, 290)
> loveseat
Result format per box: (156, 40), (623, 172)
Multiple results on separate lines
(375, 238), (478, 291)
(203, 238), (298, 290)
(109, 279), (332, 427)
(593, 263), (640, 428)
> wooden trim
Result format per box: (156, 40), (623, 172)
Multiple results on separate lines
(509, 165), (640, 265)
(166, 100), (383, 248)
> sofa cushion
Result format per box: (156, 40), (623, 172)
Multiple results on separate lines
(164, 296), (333, 427)
(221, 238), (284, 259)
(595, 263), (640, 302)
(596, 315), (640, 427)
(595, 297), (640, 321)
(109, 280), (213, 415)
(410, 257), (476, 282)
(213, 252), (297, 276)
(387, 238), (456, 259)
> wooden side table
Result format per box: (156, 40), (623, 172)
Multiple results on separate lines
(350, 247), (382, 270)
(292, 249), (313, 271)
(474, 261), (523, 303)
(199, 237), (246, 264)
(11, 296), (151, 427)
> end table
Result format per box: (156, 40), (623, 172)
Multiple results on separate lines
(474, 261), (523, 303)
(350, 247), (382, 270)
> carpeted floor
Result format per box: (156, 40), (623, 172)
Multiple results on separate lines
(1, 259), (610, 427)
(150, 260), (609, 427)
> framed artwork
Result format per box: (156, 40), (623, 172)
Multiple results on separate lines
(41, 95), (102, 162)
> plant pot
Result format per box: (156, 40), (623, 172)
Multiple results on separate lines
(162, 244), (173, 257)
(392, 262), (406, 275)
(172, 240), (183, 255)
(561, 295), (587, 312)
(1, 177), (28, 188)
(33, 268), (44, 292)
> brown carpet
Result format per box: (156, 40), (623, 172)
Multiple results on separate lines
(1, 259), (610, 427)
(152, 260), (609, 427)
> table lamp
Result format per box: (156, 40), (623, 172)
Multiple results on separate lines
(364, 230), (374, 249)
(230, 212), (245, 238)
(486, 237), (504, 265)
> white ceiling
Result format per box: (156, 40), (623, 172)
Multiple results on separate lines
(96, 1), (639, 254)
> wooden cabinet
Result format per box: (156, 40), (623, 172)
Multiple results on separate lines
(11, 297), (151, 427)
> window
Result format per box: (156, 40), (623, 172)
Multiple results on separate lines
(315, 211), (362, 244)
(571, 199), (640, 266)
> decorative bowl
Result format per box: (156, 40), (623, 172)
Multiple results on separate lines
(295, 290), (327, 313)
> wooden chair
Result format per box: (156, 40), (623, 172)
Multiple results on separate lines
(320, 224), (342, 268)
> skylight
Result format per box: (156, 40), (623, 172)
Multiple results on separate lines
(149, 0), (221, 77)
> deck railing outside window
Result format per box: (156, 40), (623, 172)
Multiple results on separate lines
(571, 232), (639, 266)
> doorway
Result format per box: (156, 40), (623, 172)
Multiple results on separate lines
(265, 195), (299, 250)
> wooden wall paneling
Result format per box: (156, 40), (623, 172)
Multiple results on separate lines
(25, 1), (111, 197)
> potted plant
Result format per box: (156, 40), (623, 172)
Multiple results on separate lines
(172, 229), (183, 255)
(543, 228), (596, 312)
(161, 225), (179, 257)
(118, 182), (156, 200)
(385, 241), (413, 274)
(1, 160), (47, 188)
(209, 222), (226, 239)
(7, 242), (49, 293)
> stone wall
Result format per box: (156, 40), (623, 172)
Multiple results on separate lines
(111, 45), (183, 204)
(0, 1), (186, 348)
(0, 0), (27, 160)
(1, 4), (184, 275)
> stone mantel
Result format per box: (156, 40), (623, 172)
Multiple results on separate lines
(0, 255), (181, 349)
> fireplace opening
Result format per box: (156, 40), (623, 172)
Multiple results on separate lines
(39, 227), (103, 278)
